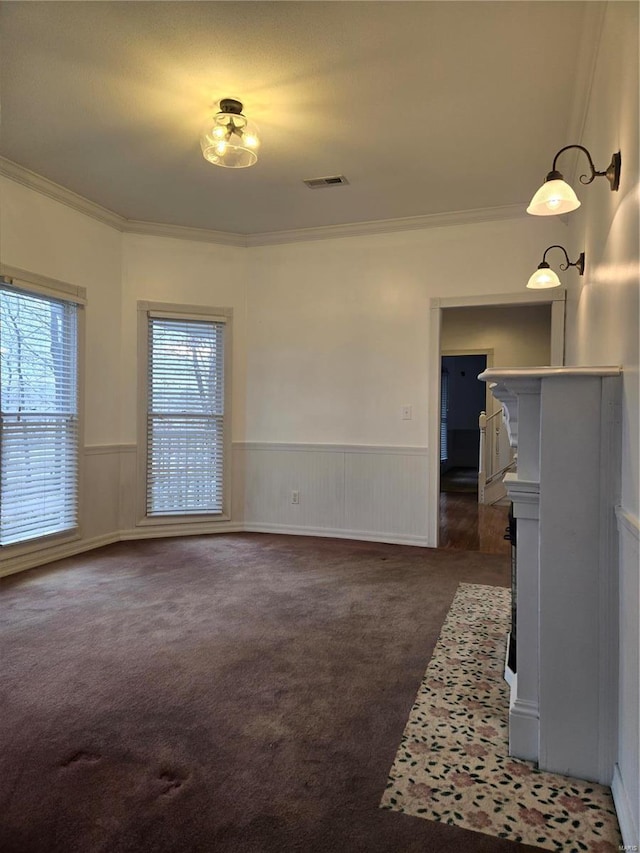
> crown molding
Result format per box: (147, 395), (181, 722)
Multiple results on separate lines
(1, 155), (530, 248)
(244, 204), (530, 247)
(0, 156), (126, 231)
(125, 219), (246, 248)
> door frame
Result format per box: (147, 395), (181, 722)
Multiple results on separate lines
(427, 289), (566, 547)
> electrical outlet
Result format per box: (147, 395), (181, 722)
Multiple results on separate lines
(291, 490), (300, 504)
(401, 405), (412, 420)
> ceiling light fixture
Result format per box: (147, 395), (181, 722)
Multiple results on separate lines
(200, 98), (260, 169)
(527, 245), (585, 289)
(527, 145), (621, 216)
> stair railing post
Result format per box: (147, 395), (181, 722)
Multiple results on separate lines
(478, 411), (487, 503)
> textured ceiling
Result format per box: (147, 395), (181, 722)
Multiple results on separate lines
(0, 1), (600, 235)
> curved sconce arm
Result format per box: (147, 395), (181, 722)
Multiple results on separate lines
(547, 145), (621, 191)
(540, 245), (585, 275)
(527, 245), (585, 289)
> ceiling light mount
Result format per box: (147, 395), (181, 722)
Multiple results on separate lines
(527, 145), (621, 216)
(200, 98), (260, 169)
(527, 245), (585, 290)
(219, 98), (243, 115)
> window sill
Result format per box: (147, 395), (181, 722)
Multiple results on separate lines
(135, 513), (231, 530)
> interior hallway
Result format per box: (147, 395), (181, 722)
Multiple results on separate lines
(439, 490), (510, 555)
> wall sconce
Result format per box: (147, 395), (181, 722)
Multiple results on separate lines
(200, 98), (260, 168)
(527, 145), (621, 216)
(527, 245), (585, 289)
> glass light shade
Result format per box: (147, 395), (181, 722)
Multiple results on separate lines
(527, 179), (581, 216)
(200, 110), (260, 168)
(526, 267), (562, 289)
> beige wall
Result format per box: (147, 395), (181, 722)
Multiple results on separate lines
(244, 216), (562, 446)
(0, 176), (565, 556)
(120, 234), (248, 444)
(565, 1), (639, 518)
(441, 304), (552, 413)
(0, 177), (123, 446)
(562, 2), (639, 843)
(441, 304), (551, 366)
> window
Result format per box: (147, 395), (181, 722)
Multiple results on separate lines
(142, 306), (230, 520)
(440, 367), (449, 463)
(0, 281), (79, 546)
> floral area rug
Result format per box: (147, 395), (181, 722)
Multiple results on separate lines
(380, 583), (622, 852)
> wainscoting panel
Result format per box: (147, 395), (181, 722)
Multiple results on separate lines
(1, 442), (429, 577)
(344, 449), (429, 540)
(118, 444), (138, 531)
(239, 443), (429, 545)
(231, 443), (246, 524)
(243, 445), (345, 530)
(83, 445), (126, 539)
(614, 506), (640, 848)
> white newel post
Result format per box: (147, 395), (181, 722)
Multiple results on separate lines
(478, 411), (486, 503)
(479, 366), (621, 784)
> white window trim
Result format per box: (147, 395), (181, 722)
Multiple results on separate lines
(0, 264), (87, 306)
(0, 268), (86, 559)
(136, 301), (233, 529)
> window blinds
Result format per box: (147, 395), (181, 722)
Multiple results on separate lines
(0, 285), (79, 545)
(440, 368), (449, 463)
(147, 316), (225, 516)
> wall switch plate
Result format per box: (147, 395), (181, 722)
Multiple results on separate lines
(291, 490), (300, 504)
(401, 405), (412, 420)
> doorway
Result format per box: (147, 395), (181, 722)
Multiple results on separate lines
(438, 352), (509, 552)
(428, 291), (566, 549)
(440, 353), (487, 494)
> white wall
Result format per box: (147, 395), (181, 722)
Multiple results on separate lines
(0, 177), (124, 553)
(442, 303), (552, 418)
(120, 234), (247, 443)
(562, 2), (639, 844)
(245, 218), (561, 446)
(0, 178), (123, 445)
(442, 304), (551, 369)
(0, 182), (250, 561)
(242, 216), (562, 543)
(119, 234), (248, 532)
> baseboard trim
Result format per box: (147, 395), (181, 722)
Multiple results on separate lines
(508, 680), (540, 763)
(0, 532), (121, 577)
(243, 522), (430, 547)
(0, 521), (429, 578)
(612, 763), (639, 848)
(0, 526), (247, 576)
(119, 523), (244, 541)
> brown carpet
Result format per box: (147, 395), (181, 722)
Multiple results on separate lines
(0, 533), (539, 853)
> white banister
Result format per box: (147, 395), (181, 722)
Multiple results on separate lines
(479, 407), (513, 504)
(478, 410), (487, 502)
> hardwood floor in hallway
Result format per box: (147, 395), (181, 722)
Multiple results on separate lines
(438, 491), (510, 554)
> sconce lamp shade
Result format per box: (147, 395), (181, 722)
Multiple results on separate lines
(201, 98), (260, 168)
(527, 146), (621, 216)
(526, 246), (585, 290)
(527, 176), (581, 216)
(527, 263), (562, 289)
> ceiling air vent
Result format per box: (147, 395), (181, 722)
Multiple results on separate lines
(303, 175), (349, 189)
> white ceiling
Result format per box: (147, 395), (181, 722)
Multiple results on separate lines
(0, 1), (601, 237)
